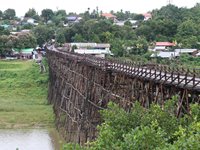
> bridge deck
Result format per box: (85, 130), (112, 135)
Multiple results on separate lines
(48, 48), (200, 92)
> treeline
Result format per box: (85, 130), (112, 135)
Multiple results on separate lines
(1, 4), (200, 57)
(0, 29), (36, 55)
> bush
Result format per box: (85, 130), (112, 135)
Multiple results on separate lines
(88, 98), (200, 150)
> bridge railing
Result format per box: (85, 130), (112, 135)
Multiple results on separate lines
(47, 49), (200, 91)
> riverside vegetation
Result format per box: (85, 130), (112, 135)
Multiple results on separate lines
(0, 60), (54, 128)
(63, 98), (200, 150)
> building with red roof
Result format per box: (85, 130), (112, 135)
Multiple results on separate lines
(153, 42), (175, 51)
(101, 13), (117, 22)
(156, 42), (175, 47)
(142, 13), (152, 21)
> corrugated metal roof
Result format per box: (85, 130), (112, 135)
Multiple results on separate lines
(70, 43), (110, 48)
(151, 52), (179, 58)
(66, 16), (77, 21)
(74, 49), (112, 55)
(175, 49), (197, 53)
(13, 48), (34, 54)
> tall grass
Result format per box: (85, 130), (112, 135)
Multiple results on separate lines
(0, 60), (54, 128)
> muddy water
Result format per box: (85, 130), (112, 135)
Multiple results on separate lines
(0, 128), (64, 150)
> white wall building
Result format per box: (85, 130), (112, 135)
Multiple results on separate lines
(69, 43), (112, 58)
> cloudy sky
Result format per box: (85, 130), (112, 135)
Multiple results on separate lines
(0, 0), (200, 16)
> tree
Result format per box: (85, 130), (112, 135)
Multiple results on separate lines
(53, 10), (67, 25)
(0, 35), (9, 55)
(55, 10), (66, 18)
(136, 24), (154, 41)
(25, 8), (36, 18)
(131, 37), (148, 55)
(56, 29), (66, 44)
(0, 26), (10, 35)
(17, 33), (37, 48)
(179, 36), (199, 48)
(32, 14), (40, 21)
(124, 20), (132, 26)
(41, 9), (54, 23)
(72, 34), (85, 42)
(88, 98), (200, 150)
(33, 25), (55, 46)
(133, 14), (144, 20)
(155, 4), (182, 22)
(3, 9), (16, 20)
(0, 10), (3, 19)
(177, 20), (199, 37)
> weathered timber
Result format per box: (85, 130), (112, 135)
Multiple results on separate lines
(47, 48), (200, 145)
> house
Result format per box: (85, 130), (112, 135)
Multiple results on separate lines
(68, 43), (112, 58)
(129, 19), (138, 29)
(66, 16), (77, 22)
(151, 51), (179, 59)
(64, 16), (82, 26)
(27, 18), (39, 26)
(153, 42), (175, 51)
(114, 19), (138, 29)
(175, 49), (198, 56)
(12, 48), (34, 59)
(0, 24), (13, 30)
(142, 13), (152, 21)
(114, 21), (125, 26)
(101, 13), (117, 22)
(27, 18), (35, 24)
(20, 17), (39, 26)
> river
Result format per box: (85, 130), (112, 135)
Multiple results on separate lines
(0, 128), (64, 150)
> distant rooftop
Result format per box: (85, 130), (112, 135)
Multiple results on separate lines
(151, 51), (179, 58)
(70, 43), (110, 48)
(101, 13), (117, 18)
(74, 49), (112, 55)
(175, 49), (197, 53)
(142, 13), (152, 18)
(66, 16), (77, 21)
(156, 42), (175, 46)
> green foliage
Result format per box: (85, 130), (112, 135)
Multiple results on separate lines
(0, 32), (37, 56)
(56, 30), (66, 44)
(0, 35), (9, 55)
(17, 33), (37, 48)
(0, 10), (2, 18)
(33, 25), (55, 46)
(55, 10), (67, 17)
(3, 9), (16, 20)
(62, 143), (84, 150)
(25, 8), (37, 18)
(41, 9), (54, 23)
(179, 53), (200, 67)
(88, 98), (200, 150)
(0, 26), (10, 35)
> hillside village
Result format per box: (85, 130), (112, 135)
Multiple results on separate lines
(1, 4), (200, 60)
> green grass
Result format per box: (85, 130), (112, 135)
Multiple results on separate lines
(0, 60), (54, 129)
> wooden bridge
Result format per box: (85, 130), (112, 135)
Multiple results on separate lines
(47, 48), (200, 144)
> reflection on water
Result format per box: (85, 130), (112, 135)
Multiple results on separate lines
(0, 129), (64, 150)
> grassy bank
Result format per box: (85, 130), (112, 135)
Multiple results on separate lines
(0, 60), (54, 128)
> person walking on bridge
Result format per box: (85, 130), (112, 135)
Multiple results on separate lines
(36, 48), (46, 73)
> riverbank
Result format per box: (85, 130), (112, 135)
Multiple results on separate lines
(0, 60), (54, 128)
